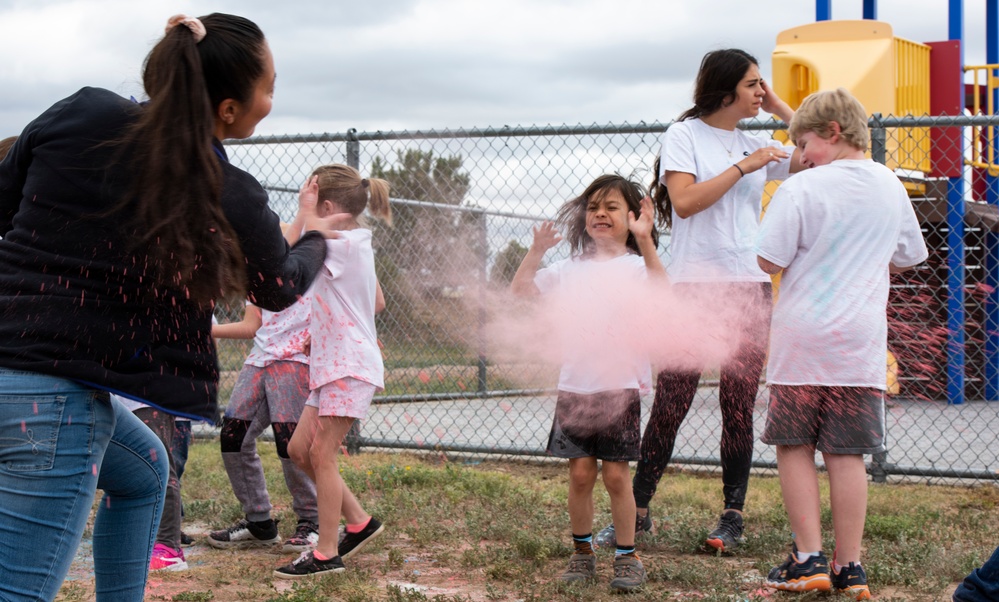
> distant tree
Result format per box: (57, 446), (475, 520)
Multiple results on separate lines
(489, 240), (530, 287)
(370, 150), (483, 295)
(371, 150), (469, 206)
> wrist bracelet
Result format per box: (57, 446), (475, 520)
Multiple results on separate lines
(733, 163), (745, 177)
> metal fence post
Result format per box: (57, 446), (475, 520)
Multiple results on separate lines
(346, 128), (360, 170)
(869, 113), (889, 483)
(345, 421), (362, 455)
(343, 126), (362, 454)
(477, 209), (488, 395)
(870, 113), (887, 164)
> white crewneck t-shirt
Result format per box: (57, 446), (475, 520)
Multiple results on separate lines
(659, 118), (792, 283)
(755, 159), (928, 387)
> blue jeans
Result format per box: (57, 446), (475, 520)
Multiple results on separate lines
(0, 369), (169, 601)
(954, 545), (999, 602)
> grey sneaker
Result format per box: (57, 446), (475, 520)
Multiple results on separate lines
(560, 553), (596, 583)
(593, 511), (655, 549)
(207, 518), (280, 550)
(283, 521), (319, 553)
(705, 510), (744, 553)
(609, 554), (646, 592)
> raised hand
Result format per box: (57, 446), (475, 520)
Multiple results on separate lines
(760, 79), (793, 123)
(628, 196), (655, 241)
(531, 220), (562, 253)
(298, 175), (319, 213)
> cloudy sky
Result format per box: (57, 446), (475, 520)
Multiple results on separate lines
(0, 0), (991, 138)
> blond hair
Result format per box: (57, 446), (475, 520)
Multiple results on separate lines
(788, 88), (870, 151)
(312, 164), (392, 226)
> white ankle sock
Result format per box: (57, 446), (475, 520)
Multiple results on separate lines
(796, 550), (820, 563)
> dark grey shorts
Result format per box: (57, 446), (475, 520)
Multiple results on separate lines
(762, 385), (886, 454)
(546, 389), (641, 462)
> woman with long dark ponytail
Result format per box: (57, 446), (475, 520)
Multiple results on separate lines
(596, 48), (802, 554)
(0, 14), (338, 600)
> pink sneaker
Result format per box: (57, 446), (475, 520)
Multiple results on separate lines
(150, 542), (188, 571)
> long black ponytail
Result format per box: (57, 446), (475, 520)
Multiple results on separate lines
(116, 13), (267, 303)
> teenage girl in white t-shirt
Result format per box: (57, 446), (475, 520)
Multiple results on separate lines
(596, 48), (804, 553)
(273, 164), (392, 579)
(511, 174), (667, 592)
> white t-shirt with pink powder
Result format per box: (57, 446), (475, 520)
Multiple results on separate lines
(309, 228), (384, 390)
(244, 295), (311, 367)
(534, 253), (652, 394)
(755, 158), (928, 388)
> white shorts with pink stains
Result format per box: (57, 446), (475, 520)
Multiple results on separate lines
(306, 377), (377, 419)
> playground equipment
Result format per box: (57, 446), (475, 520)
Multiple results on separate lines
(772, 19), (931, 179)
(767, 0), (999, 404)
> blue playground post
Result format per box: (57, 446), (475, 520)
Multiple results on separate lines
(863, 0), (877, 19)
(986, 0), (999, 401)
(816, 0), (831, 21)
(948, 0), (967, 405)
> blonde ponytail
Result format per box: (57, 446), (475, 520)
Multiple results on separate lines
(366, 177), (392, 226)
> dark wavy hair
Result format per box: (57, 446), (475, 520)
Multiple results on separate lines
(115, 13), (268, 303)
(555, 174), (658, 258)
(678, 48), (759, 121)
(652, 49), (758, 230)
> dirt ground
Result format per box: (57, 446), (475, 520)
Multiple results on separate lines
(62, 522), (495, 602)
(59, 523), (955, 601)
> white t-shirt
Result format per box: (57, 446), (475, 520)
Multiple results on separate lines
(245, 295), (311, 367)
(660, 118), (792, 283)
(310, 228), (384, 390)
(112, 393), (147, 413)
(534, 253), (652, 394)
(755, 159), (928, 387)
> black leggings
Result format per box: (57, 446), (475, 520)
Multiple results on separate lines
(633, 282), (771, 511)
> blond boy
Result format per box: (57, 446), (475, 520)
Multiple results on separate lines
(755, 88), (928, 600)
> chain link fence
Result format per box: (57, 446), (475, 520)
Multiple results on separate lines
(215, 114), (999, 483)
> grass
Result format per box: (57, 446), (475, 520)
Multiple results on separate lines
(58, 442), (998, 601)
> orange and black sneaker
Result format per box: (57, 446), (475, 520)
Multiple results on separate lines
(765, 543), (832, 593)
(832, 561), (872, 600)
